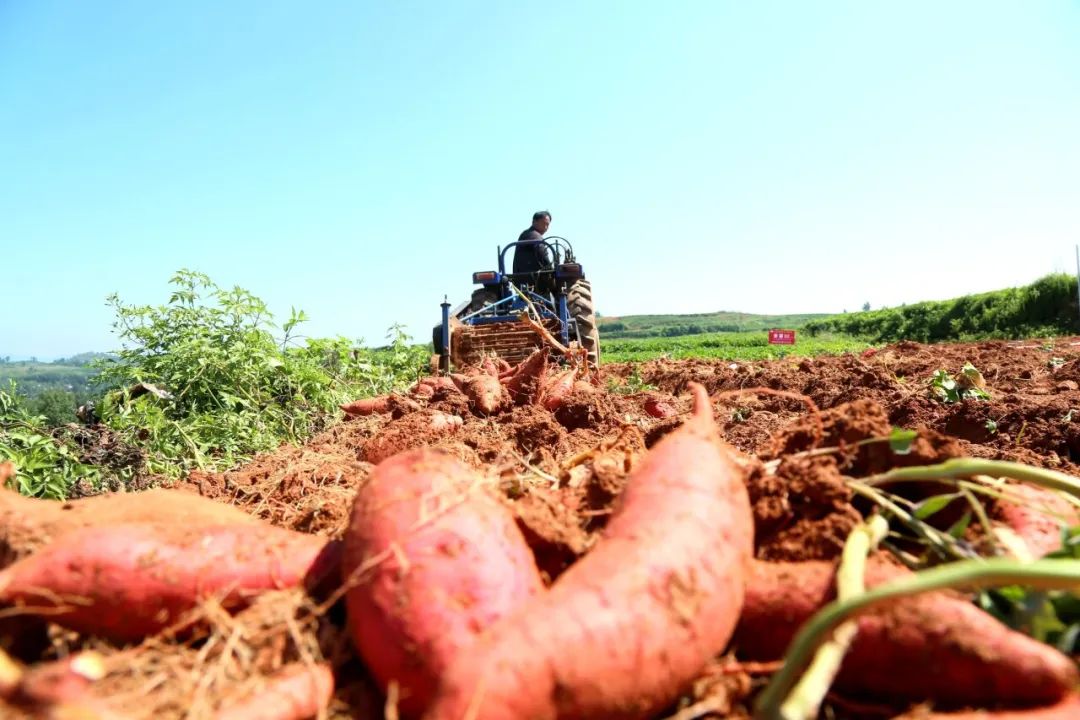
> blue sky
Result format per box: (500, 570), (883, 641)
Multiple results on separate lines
(2, 1), (1078, 359)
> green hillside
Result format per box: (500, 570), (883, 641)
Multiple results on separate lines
(803, 273), (1080, 343)
(598, 311), (827, 339)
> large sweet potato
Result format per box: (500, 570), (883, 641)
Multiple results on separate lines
(0, 487), (257, 569)
(461, 374), (509, 415)
(500, 350), (548, 403)
(424, 381), (754, 720)
(0, 523), (335, 641)
(734, 558), (1079, 707)
(343, 448), (544, 717)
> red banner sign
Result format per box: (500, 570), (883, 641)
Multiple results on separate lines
(768, 329), (796, 345)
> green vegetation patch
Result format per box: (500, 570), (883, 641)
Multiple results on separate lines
(600, 331), (870, 363)
(804, 273), (1080, 343)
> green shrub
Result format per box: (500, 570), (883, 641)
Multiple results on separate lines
(92, 270), (426, 478)
(804, 273), (1080, 343)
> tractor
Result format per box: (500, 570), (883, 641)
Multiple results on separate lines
(432, 236), (600, 372)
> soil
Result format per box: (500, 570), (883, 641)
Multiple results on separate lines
(7, 336), (1080, 719)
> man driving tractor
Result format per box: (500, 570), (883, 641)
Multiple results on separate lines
(513, 211), (554, 273)
(513, 210), (555, 294)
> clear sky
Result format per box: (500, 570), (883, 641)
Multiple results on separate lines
(2, 1), (1078, 359)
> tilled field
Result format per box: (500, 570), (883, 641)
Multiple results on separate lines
(4, 337), (1080, 719)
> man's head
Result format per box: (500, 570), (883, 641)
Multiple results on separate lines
(531, 211), (551, 234)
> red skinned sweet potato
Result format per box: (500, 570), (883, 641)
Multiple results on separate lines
(461, 374), (509, 415)
(423, 382), (754, 720)
(992, 484), (1079, 559)
(0, 486), (258, 569)
(343, 448), (544, 717)
(213, 662), (335, 720)
(340, 396), (392, 416)
(479, 357), (500, 377)
(538, 368), (576, 411)
(500, 350), (549, 403)
(410, 382), (436, 399)
(643, 397), (676, 419)
(734, 558), (1079, 707)
(893, 694), (1080, 719)
(0, 523), (335, 642)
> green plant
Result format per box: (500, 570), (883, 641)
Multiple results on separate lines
(605, 369), (656, 395)
(928, 364), (990, 403)
(985, 419), (999, 434)
(92, 270), (426, 479)
(1049, 357), (1066, 369)
(0, 381), (100, 499)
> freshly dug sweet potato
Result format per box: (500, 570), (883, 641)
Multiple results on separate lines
(213, 662), (335, 720)
(343, 448), (544, 717)
(0, 487), (258, 569)
(643, 397), (676, 419)
(734, 558), (1079, 707)
(501, 350), (549, 403)
(2, 651), (104, 706)
(424, 382), (754, 720)
(538, 368), (576, 411)
(894, 694), (1080, 719)
(992, 484), (1079, 559)
(340, 395), (392, 416)
(461, 374), (509, 415)
(0, 523), (335, 641)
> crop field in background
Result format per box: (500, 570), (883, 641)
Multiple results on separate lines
(600, 330), (872, 363)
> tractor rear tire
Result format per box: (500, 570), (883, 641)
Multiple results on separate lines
(568, 279), (600, 367)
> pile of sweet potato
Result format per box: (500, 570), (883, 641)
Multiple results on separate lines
(2, 352), (1080, 719)
(339, 348), (597, 420)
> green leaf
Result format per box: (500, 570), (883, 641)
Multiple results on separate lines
(914, 492), (963, 520)
(946, 510), (973, 538)
(889, 427), (918, 454)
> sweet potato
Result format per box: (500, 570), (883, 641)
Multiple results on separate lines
(538, 368), (576, 411)
(343, 448), (544, 717)
(410, 382), (436, 399)
(2, 651), (104, 706)
(340, 395), (392, 416)
(479, 357), (500, 377)
(213, 662), (335, 720)
(734, 558), (1079, 707)
(643, 397), (676, 419)
(992, 484), (1079, 559)
(423, 381), (754, 720)
(0, 523), (335, 641)
(461, 374), (509, 415)
(429, 412), (464, 434)
(501, 349), (549, 403)
(894, 694), (1080, 719)
(0, 486), (258, 569)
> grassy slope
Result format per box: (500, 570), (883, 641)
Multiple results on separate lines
(600, 330), (869, 363)
(598, 311), (828, 338)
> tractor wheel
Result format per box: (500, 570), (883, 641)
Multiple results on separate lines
(567, 279), (600, 367)
(470, 288), (499, 313)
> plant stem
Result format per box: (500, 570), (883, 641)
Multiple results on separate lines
(753, 559), (1080, 720)
(861, 459), (1080, 499)
(778, 515), (888, 720)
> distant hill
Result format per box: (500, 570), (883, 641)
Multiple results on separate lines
(0, 353), (109, 397)
(597, 311), (829, 339)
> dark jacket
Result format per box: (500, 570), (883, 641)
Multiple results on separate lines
(512, 228), (553, 274)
